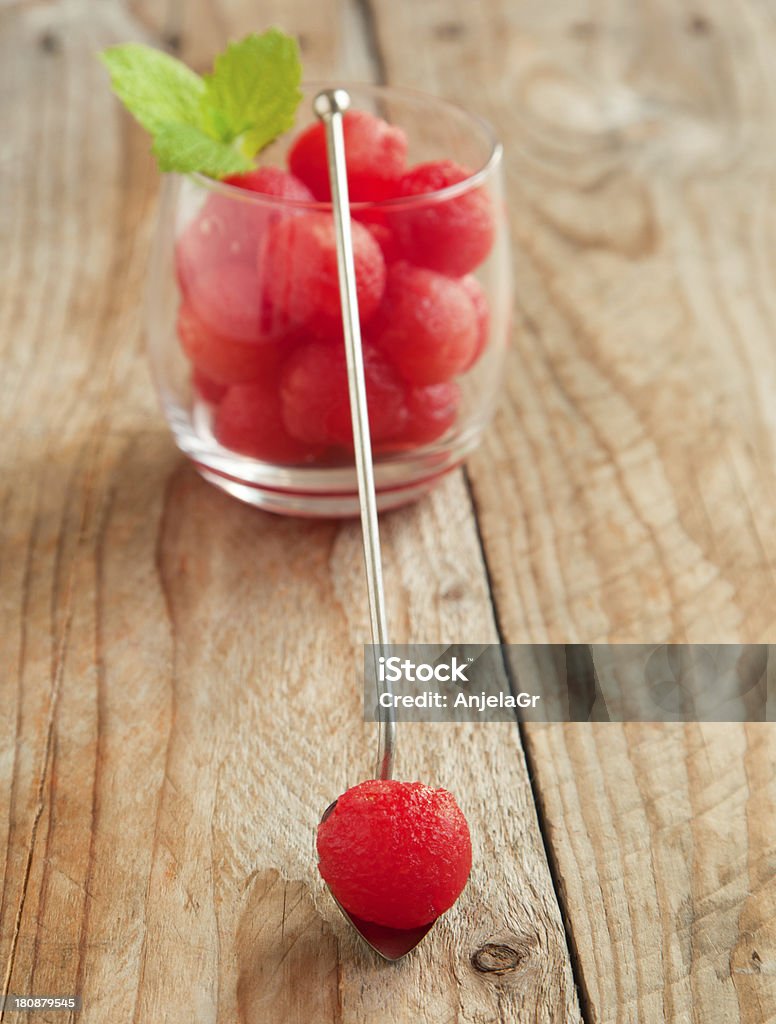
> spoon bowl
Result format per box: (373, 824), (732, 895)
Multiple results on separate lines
(319, 800), (437, 960)
(331, 896), (435, 961)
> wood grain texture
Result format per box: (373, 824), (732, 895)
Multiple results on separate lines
(363, 0), (776, 1020)
(0, 2), (579, 1023)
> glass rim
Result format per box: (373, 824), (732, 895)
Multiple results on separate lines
(187, 80), (502, 212)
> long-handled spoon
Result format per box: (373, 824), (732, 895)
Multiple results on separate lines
(314, 88), (435, 961)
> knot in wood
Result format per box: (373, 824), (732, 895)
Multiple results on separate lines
(440, 580), (466, 601)
(471, 942), (524, 975)
(434, 21), (465, 40)
(38, 30), (61, 54)
(162, 32), (183, 54)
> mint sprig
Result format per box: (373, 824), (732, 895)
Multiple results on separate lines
(202, 33), (301, 159)
(100, 29), (302, 179)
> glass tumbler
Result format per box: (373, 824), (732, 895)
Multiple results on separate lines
(145, 83), (512, 516)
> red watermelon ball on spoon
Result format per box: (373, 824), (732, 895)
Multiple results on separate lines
(317, 779), (472, 930)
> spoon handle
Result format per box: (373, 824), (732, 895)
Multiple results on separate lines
(314, 89), (396, 781)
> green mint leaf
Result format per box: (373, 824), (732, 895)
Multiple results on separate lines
(101, 30), (303, 177)
(201, 29), (302, 157)
(152, 123), (253, 177)
(100, 44), (205, 135)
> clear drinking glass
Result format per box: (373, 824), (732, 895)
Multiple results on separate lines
(145, 83), (512, 516)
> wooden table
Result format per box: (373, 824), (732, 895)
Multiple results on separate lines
(2, 1), (775, 1021)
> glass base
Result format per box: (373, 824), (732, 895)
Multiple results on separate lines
(195, 464), (457, 517)
(167, 399), (487, 517)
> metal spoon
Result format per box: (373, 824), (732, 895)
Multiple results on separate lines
(314, 88), (434, 961)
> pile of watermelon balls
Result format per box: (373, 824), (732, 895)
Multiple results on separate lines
(175, 110), (495, 464)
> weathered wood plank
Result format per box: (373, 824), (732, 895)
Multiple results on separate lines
(365, 0), (776, 1020)
(0, 2), (579, 1022)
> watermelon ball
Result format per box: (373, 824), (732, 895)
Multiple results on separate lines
(191, 369), (227, 405)
(176, 195), (263, 292)
(176, 171), (313, 294)
(355, 210), (403, 264)
(288, 109), (408, 202)
(259, 213), (386, 338)
(281, 342), (406, 447)
(177, 263), (285, 385)
(370, 262), (478, 386)
(317, 779), (472, 930)
(187, 262), (267, 342)
(400, 381), (461, 446)
(214, 381), (322, 463)
(394, 160), (494, 276)
(377, 382), (461, 453)
(223, 166), (315, 201)
(459, 275), (490, 371)
(177, 302), (280, 386)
